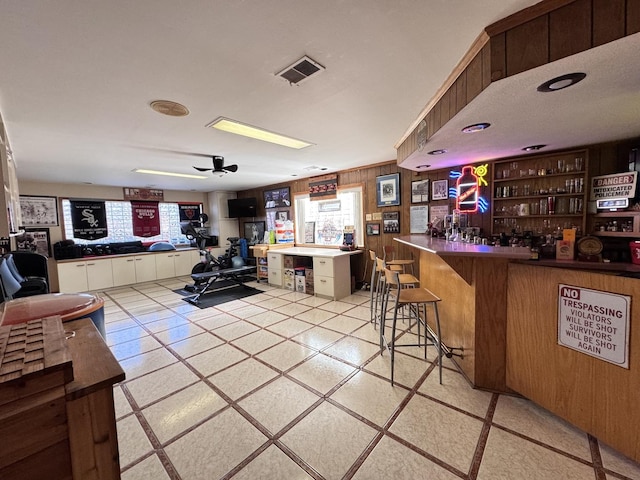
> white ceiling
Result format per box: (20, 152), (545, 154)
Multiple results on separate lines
(4, 0), (621, 194)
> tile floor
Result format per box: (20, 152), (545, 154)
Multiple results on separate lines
(98, 277), (640, 480)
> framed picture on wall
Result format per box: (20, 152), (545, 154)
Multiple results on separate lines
(263, 187), (291, 208)
(382, 211), (400, 234)
(276, 210), (289, 222)
(19, 195), (59, 227)
(16, 228), (51, 257)
(376, 173), (400, 207)
(366, 223), (380, 236)
(243, 221), (265, 245)
(432, 179), (449, 200)
(411, 179), (430, 203)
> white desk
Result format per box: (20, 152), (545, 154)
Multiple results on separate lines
(267, 247), (362, 300)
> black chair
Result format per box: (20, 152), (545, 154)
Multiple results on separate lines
(1, 253), (49, 301)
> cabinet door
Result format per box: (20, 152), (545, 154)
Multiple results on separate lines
(312, 257), (334, 277)
(268, 267), (282, 286)
(134, 255), (157, 283)
(173, 251), (194, 277)
(267, 252), (284, 269)
(112, 256), (136, 287)
(314, 275), (335, 298)
(58, 262), (89, 293)
(86, 259), (114, 291)
(155, 252), (176, 279)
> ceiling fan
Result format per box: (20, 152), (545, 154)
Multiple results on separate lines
(193, 155), (238, 175)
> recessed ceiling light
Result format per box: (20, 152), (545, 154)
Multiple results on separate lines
(150, 100), (189, 117)
(133, 169), (207, 179)
(207, 117), (314, 149)
(427, 149), (447, 155)
(462, 123), (491, 133)
(537, 73), (586, 92)
(522, 144), (546, 152)
(416, 164), (431, 169)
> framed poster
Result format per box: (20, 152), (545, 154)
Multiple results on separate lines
(410, 206), (429, 233)
(304, 221), (316, 243)
(276, 210), (289, 222)
(411, 179), (430, 203)
(243, 221), (265, 245)
(432, 179), (449, 200)
(376, 173), (400, 207)
(264, 187), (291, 208)
(383, 211), (400, 234)
(19, 195), (59, 227)
(15, 228), (51, 257)
(366, 223), (380, 236)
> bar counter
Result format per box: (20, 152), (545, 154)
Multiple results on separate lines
(396, 234), (640, 462)
(394, 235), (530, 392)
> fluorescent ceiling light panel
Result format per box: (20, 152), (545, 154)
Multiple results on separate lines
(207, 117), (314, 149)
(133, 169), (208, 179)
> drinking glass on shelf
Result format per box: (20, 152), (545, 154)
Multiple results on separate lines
(557, 159), (565, 173)
(575, 157), (584, 171)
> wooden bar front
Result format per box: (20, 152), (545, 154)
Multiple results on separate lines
(506, 263), (640, 463)
(395, 235), (531, 392)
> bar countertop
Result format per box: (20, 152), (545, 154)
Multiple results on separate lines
(394, 234), (532, 259)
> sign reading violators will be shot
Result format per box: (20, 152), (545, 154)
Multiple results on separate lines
(557, 284), (631, 368)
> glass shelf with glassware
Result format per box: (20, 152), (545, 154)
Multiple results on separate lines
(588, 211), (640, 238)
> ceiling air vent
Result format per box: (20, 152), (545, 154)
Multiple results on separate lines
(276, 56), (325, 85)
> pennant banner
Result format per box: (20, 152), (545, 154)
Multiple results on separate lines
(178, 204), (201, 223)
(131, 201), (160, 237)
(70, 200), (108, 240)
(309, 174), (338, 201)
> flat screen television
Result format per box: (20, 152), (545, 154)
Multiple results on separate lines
(227, 197), (257, 218)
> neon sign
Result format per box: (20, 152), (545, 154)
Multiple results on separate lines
(449, 164), (489, 213)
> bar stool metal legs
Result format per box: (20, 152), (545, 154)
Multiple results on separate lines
(379, 268), (443, 386)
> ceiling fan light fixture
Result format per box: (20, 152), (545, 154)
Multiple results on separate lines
(207, 117), (314, 149)
(461, 123), (491, 133)
(537, 72), (586, 92)
(133, 168), (207, 179)
(150, 100), (190, 117)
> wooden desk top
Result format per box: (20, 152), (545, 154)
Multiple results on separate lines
(64, 318), (125, 401)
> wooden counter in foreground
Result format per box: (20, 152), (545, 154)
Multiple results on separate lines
(394, 235), (531, 392)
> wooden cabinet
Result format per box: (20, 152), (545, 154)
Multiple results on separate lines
(492, 149), (588, 236)
(133, 255), (156, 283)
(173, 250), (198, 276)
(588, 211), (640, 239)
(155, 252), (177, 279)
(86, 259), (114, 291)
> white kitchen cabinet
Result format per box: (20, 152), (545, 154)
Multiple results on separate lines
(134, 255), (156, 283)
(173, 250), (198, 276)
(58, 258), (113, 292)
(112, 256), (136, 287)
(155, 252), (176, 279)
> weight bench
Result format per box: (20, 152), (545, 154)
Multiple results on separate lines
(185, 265), (257, 304)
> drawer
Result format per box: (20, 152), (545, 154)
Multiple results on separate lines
(313, 257), (334, 277)
(314, 274), (334, 297)
(267, 253), (284, 269)
(268, 267), (282, 286)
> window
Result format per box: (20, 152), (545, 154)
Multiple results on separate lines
(294, 185), (363, 247)
(61, 200), (191, 244)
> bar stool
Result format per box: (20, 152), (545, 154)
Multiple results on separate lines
(368, 250), (382, 323)
(380, 268), (443, 386)
(373, 257), (419, 330)
(383, 245), (414, 274)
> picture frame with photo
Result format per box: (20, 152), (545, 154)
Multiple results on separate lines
(366, 223), (380, 236)
(411, 179), (430, 203)
(243, 221), (266, 245)
(276, 210), (289, 222)
(382, 211), (400, 234)
(19, 195), (59, 227)
(432, 179), (449, 200)
(15, 228), (51, 257)
(263, 187), (291, 209)
(376, 173), (400, 207)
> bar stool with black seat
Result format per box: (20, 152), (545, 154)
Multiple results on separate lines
(379, 267), (443, 386)
(373, 257), (419, 330)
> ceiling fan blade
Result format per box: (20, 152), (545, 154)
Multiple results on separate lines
(193, 166), (213, 172)
(223, 164), (239, 173)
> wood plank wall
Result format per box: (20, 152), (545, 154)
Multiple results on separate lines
(397, 0), (640, 164)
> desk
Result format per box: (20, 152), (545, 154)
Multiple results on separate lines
(267, 247), (362, 300)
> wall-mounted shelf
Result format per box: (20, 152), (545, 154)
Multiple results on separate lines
(588, 211), (640, 239)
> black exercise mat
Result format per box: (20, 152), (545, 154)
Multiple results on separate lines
(173, 284), (261, 309)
